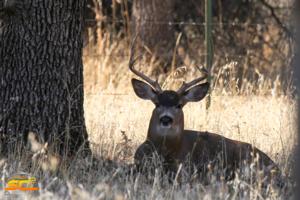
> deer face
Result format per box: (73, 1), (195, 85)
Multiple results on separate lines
(131, 78), (209, 139)
(128, 35), (209, 141)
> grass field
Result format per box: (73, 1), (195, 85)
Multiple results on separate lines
(0, 92), (296, 199)
(0, 38), (297, 199)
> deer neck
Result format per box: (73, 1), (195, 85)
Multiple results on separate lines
(147, 116), (184, 156)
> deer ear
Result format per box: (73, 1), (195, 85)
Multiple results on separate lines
(182, 82), (209, 104)
(131, 78), (158, 102)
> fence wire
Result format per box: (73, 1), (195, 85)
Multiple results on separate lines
(85, 19), (291, 27)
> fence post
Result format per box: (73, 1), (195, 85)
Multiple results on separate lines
(205, 0), (213, 72)
(205, 0), (213, 109)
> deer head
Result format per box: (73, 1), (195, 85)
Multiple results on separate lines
(129, 37), (209, 148)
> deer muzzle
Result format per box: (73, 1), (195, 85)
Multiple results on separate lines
(160, 115), (173, 128)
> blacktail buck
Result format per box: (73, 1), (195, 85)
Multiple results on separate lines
(129, 40), (283, 186)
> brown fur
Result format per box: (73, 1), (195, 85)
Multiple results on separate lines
(135, 130), (282, 185)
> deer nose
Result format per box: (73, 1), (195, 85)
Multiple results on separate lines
(160, 116), (173, 127)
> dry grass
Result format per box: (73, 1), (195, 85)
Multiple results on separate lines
(0, 36), (297, 199)
(86, 93), (296, 168)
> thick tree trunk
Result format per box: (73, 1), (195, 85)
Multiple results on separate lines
(0, 0), (90, 156)
(132, 0), (175, 65)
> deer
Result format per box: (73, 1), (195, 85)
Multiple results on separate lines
(128, 39), (283, 187)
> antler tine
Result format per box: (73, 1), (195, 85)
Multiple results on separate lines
(129, 34), (162, 92)
(177, 67), (208, 94)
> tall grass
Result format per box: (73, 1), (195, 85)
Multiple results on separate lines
(0, 35), (296, 199)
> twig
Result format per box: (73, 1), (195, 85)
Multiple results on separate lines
(259, 0), (294, 40)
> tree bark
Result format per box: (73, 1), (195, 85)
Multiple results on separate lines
(132, 0), (175, 65)
(0, 0), (90, 156)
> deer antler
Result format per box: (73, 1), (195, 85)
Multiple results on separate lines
(177, 67), (208, 94)
(129, 35), (162, 93)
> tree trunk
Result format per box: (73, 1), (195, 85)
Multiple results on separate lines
(0, 0), (90, 156)
(132, 0), (175, 65)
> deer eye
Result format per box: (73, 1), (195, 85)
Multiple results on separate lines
(176, 104), (182, 109)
